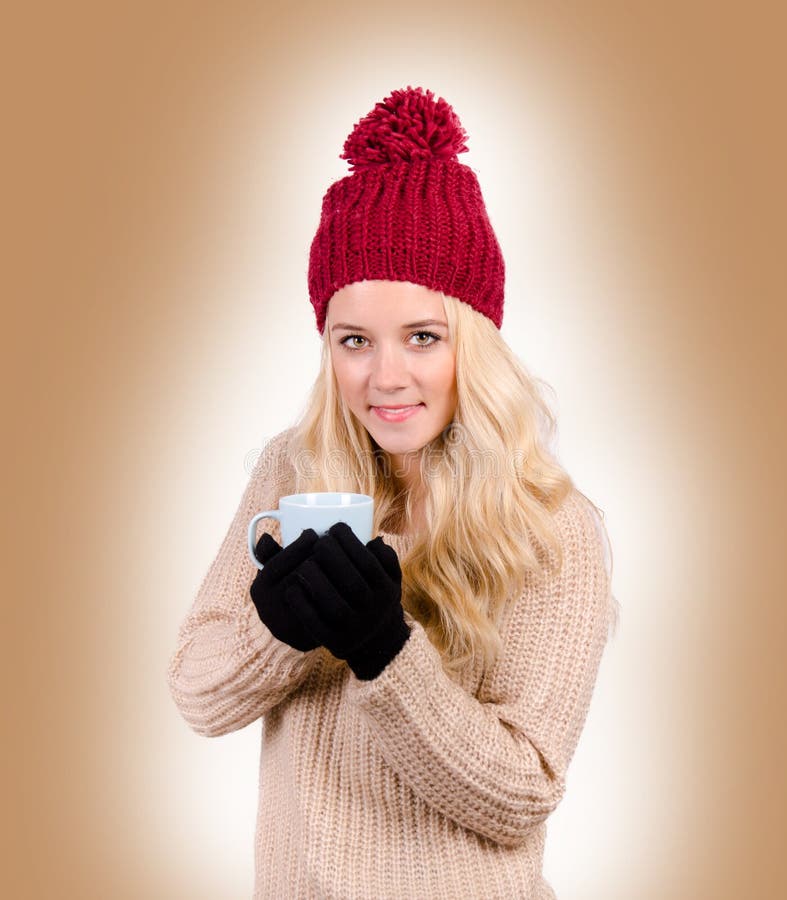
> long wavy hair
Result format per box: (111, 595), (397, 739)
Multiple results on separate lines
(290, 292), (618, 676)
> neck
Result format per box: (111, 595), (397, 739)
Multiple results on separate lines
(389, 449), (424, 497)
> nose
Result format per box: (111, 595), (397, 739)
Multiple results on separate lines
(369, 343), (410, 393)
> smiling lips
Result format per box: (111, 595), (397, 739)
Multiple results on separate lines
(371, 403), (424, 422)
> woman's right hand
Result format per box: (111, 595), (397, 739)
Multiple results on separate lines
(249, 529), (322, 651)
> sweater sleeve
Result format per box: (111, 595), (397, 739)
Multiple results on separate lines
(167, 428), (321, 737)
(347, 490), (613, 848)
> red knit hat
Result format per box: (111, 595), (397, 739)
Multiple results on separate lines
(307, 86), (505, 334)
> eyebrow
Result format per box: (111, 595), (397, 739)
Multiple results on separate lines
(330, 319), (448, 332)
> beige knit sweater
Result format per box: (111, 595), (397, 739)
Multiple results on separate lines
(167, 427), (614, 899)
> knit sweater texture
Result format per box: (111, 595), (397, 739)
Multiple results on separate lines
(167, 427), (613, 899)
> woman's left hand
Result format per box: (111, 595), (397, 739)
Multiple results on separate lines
(285, 522), (411, 680)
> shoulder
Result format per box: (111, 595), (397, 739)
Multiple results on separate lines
(546, 487), (615, 634)
(480, 487), (615, 704)
(259, 425), (297, 457)
(549, 488), (610, 572)
(514, 487), (613, 623)
(252, 426), (299, 489)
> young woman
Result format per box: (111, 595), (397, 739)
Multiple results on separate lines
(168, 85), (618, 899)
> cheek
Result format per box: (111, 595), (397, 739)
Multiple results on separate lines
(433, 354), (457, 394)
(333, 358), (363, 400)
(438, 363), (458, 417)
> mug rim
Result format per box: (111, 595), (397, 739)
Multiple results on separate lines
(279, 492), (373, 507)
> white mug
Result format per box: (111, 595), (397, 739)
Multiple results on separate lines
(248, 492), (374, 569)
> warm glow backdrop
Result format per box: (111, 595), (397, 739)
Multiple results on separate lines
(3, 2), (785, 898)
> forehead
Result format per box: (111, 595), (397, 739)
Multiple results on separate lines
(327, 280), (446, 327)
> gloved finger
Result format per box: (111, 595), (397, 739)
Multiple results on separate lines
(365, 537), (402, 584)
(260, 528), (320, 584)
(284, 580), (325, 649)
(310, 533), (371, 600)
(325, 522), (391, 592)
(327, 520), (365, 546)
(292, 558), (358, 632)
(254, 532), (282, 565)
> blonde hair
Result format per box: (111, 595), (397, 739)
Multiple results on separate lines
(290, 292), (618, 676)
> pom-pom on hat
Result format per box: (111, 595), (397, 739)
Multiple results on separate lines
(307, 86), (505, 334)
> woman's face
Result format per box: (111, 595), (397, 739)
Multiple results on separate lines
(326, 280), (458, 466)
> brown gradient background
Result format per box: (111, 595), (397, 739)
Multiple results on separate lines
(3, 2), (785, 898)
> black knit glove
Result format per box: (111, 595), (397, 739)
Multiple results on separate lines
(285, 522), (411, 680)
(249, 528), (321, 652)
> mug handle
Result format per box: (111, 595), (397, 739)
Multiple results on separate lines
(248, 510), (281, 570)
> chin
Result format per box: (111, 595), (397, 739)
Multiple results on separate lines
(366, 423), (439, 457)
